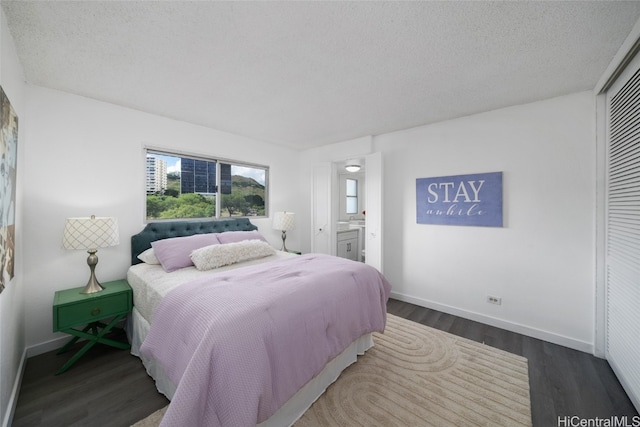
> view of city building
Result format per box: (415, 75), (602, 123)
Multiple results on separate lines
(146, 155), (235, 196)
(180, 158), (213, 194)
(146, 156), (167, 194)
(179, 159), (233, 195)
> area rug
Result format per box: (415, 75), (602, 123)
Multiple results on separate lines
(132, 314), (532, 426)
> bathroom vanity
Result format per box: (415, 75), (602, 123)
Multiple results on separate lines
(337, 229), (359, 261)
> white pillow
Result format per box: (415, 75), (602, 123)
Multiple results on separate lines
(137, 248), (161, 265)
(191, 240), (275, 271)
(217, 230), (267, 244)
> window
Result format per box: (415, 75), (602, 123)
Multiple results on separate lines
(346, 178), (358, 214)
(145, 149), (268, 221)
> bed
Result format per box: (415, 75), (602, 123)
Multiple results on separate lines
(126, 218), (391, 427)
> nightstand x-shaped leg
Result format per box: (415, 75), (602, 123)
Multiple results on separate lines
(55, 314), (130, 375)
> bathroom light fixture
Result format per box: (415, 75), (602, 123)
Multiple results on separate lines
(63, 215), (120, 294)
(345, 159), (361, 173)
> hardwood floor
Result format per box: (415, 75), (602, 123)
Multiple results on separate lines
(12, 328), (168, 427)
(12, 299), (638, 426)
(386, 299), (638, 427)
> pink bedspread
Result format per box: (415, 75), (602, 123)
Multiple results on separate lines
(140, 253), (391, 427)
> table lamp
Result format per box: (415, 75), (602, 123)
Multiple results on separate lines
(62, 215), (119, 294)
(272, 211), (295, 252)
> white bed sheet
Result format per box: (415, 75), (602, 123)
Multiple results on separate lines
(126, 251), (375, 426)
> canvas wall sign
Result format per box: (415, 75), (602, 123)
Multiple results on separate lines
(0, 86), (18, 294)
(416, 172), (503, 227)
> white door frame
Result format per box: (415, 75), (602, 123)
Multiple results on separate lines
(310, 152), (384, 272)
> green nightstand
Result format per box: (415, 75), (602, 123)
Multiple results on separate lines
(52, 279), (133, 374)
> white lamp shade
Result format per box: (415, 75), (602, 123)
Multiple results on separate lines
(63, 216), (120, 250)
(272, 211), (295, 231)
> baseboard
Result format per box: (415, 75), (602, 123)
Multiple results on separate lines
(389, 291), (594, 355)
(2, 347), (27, 427)
(26, 335), (70, 358)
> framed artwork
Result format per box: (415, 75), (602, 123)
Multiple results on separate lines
(0, 85), (18, 294)
(416, 171), (503, 227)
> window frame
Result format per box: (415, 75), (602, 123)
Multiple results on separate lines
(345, 177), (358, 215)
(144, 147), (269, 222)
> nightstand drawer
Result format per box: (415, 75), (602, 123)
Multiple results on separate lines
(53, 280), (133, 332)
(54, 293), (129, 331)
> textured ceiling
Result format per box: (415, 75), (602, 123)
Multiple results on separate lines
(3, 1), (640, 150)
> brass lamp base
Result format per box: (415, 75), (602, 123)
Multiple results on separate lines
(81, 250), (104, 294)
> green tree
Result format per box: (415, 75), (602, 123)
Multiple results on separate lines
(160, 204), (212, 219)
(147, 193), (215, 219)
(146, 195), (165, 218)
(222, 193), (249, 216)
(146, 195), (179, 219)
(244, 195), (264, 206)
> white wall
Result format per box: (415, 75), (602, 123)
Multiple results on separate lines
(22, 86), (303, 351)
(0, 9), (26, 425)
(376, 92), (596, 352)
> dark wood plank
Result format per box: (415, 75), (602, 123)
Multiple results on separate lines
(12, 329), (168, 427)
(13, 299), (638, 426)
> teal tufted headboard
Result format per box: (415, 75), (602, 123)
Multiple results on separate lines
(131, 218), (258, 265)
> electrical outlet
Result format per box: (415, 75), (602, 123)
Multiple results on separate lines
(487, 295), (502, 305)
